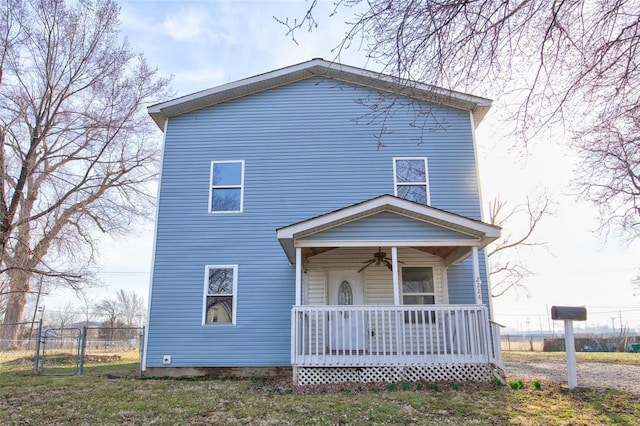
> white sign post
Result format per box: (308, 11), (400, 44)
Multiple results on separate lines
(551, 306), (587, 391)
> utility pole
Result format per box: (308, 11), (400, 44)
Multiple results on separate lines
(619, 310), (623, 332)
(28, 291), (42, 345)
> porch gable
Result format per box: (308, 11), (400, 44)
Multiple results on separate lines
(276, 195), (500, 266)
(299, 211), (478, 242)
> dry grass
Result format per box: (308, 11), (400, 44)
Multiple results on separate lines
(502, 340), (545, 352)
(504, 350), (640, 365)
(1, 353), (640, 425)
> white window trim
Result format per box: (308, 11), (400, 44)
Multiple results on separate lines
(393, 157), (431, 205)
(202, 264), (238, 326)
(208, 160), (245, 214)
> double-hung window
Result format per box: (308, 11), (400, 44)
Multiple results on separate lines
(402, 266), (435, 323)
(209, 160), (244, 213)
(393, 158), (430, 205)
(204, 265), (237, 325)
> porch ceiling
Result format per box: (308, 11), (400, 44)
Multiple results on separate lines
(412, 246), (459, 259)
(301, 246), (458, 261)
(301, 247), (338, 258)
(277, 195), (500, 265)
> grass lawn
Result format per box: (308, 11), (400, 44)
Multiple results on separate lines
(1, 353), (639, 425)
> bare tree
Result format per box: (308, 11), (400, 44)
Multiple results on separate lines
(95, 289), (144, 328)
(95, 297), (121, 329)
(0, 0), (170, 347)
(279, 1), (640, 239)
(487, 194), (553, 298)
(46, 301), (78, 329)
(75, 287), (100, 325)
(575, 109), (640, 241)
(115, 289), (145, 327)
(0, 277), (7, 318)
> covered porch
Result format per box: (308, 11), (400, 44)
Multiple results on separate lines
(277, 196), (503, 384)
(291, 304), (502, 384)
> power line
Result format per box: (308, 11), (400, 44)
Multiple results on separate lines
(96, 271), (149, 276)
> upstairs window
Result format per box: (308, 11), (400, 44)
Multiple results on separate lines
(393, 158), (430, 205)
(204, 265), (237, 325)
(209, 161), (244, 213)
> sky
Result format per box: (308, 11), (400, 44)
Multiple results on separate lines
(45, 0), (640, 333)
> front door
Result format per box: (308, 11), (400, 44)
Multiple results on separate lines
(328, 270), (364, 352)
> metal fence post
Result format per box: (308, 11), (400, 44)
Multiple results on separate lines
(138, 326), (145, 377)
(79, 326), (87, 375)
(33, 319), (42, 375)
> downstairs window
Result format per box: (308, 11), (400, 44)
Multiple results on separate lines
(204, 265), (237, 325)
(402, 266), (435, 323)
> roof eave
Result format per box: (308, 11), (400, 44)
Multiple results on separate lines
(148, 59), (493, 130)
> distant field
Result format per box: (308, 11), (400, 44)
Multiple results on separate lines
(501, 340), (545, 351)
(501, 335), (640, 353)
(504, 350), (640, 365)
(1, 352), (640, 425)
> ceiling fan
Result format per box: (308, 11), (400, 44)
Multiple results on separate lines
(357, 247), (403, 273)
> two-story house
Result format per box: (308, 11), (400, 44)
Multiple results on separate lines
(142, 59), (503, 385)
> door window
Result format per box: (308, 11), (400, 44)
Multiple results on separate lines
(338, 280), (353, 305)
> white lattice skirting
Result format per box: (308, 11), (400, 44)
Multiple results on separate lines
(294, 364), (494, 385)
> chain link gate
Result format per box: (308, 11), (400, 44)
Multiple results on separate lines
(38, 326), (83, 376)
(0, 322), (145, 376)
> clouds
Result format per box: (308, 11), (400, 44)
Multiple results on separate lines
(162, 6), (218, 42)
(119, 0), (374, 95)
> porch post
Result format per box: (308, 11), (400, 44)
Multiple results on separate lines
(295, 247), (302, 305)
(391, 246), (400, 305)
(472, 246), (482, 304)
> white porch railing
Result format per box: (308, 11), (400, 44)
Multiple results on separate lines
(292, 305), (500, 367)
(489, 320), (504, 367)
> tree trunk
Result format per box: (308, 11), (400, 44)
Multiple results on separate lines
(0, 269), (30, 350)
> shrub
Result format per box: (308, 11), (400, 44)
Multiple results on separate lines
(509, 380), (524, 390)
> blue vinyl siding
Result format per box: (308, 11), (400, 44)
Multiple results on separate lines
(447, 252), (491, 304)
(146, 77), (488, 368)
(300, 212), (476, 241)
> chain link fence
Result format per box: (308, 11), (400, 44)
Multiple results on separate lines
(501, 333), (640, 352)
(1, 321), (144, 377)
(81, 326), (144, 376)
(0, 321), (41, 373)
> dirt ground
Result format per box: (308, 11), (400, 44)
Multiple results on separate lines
(503, 357), (640, 395)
